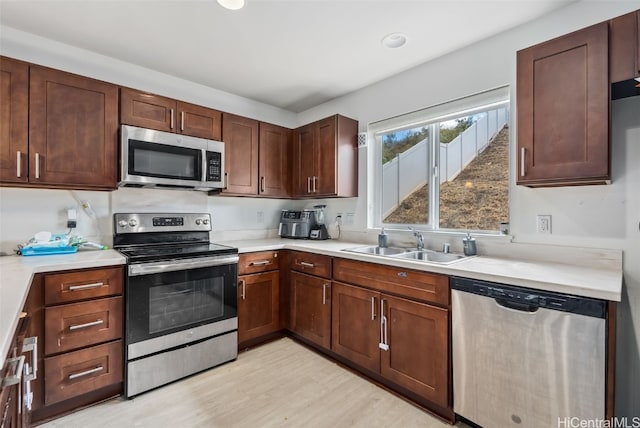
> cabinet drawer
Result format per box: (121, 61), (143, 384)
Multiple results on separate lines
(333, 258), (449, 307)
(44, 340), (123, 406)
(290, 251), (331, 278)
(44, 266), (123, 305)
(238, 251), (280, 275)
(44, 297), (123, 355)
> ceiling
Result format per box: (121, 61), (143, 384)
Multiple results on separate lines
(0, 0), (575, 112)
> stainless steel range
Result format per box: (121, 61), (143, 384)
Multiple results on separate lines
(113, 213), (238, 398)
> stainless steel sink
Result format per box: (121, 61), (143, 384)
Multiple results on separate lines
(343, 245), (408, 256)
(390, 250), (466, 264)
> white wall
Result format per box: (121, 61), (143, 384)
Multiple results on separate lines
(296, 0), (640, 416)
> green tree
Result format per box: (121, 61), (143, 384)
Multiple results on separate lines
(440, 117), (473, 144)
(382, 127), (429, 164)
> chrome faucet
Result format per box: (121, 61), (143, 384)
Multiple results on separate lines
(408, 227), (424, 250)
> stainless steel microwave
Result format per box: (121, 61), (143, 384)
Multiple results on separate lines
(120, 125), (225, 191)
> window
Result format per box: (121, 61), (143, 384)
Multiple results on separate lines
(371, 87), (510, 232)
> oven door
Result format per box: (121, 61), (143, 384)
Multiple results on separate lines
(126, 254), (238, 359)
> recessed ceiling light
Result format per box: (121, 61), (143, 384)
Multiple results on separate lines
(382, 33), (408, 49)
(217, 0), (245, 10)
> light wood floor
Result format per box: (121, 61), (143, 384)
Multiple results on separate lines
(41, 338), (459, 428)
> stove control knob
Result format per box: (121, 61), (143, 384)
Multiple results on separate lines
(203, 218), (209, 225)
(195, 219), (202, 225)
(128, 219), (138, 227)
(118, 220), (128, 228)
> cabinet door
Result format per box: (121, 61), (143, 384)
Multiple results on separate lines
(517, 22), (609, 186)
(259, 122), (291, 197)
(222, 113), (259, 195)
(29, 66), (118, 189)
(315, 115), (337, 196)
(237, 271), (280, 345)
(331, 282), (380, 372)
(292, 123), (316, 196)
(380, 294), (449, 408)
(290, 271), (331, 349)
(0, 57), (29, 184)
(609, 10), (640, 83)
(120, 88), (176, 132)
(177, 101), (222, 140)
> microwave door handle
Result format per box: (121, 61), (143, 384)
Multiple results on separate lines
(129, 255), (239, 276)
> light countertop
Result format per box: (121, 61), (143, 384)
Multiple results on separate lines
(0, 239), (623, 368)
(0, 250), (126, 368)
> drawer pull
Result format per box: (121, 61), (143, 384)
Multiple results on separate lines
(299, 261), (315, 268)
(1, 356), (25, 387)
(68, 282), (104, 291)
(69, 319), (104, 331)
(68, 365), (104, 380)
(249, 260), (271, 267)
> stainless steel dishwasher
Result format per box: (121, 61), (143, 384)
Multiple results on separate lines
(451, 276), (607, 427)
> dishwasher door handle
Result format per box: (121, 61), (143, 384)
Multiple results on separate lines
(494, 298), (539, 313)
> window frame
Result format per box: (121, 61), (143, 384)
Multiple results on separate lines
(369, 87), (510, 233)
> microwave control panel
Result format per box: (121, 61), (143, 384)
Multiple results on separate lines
(206, 152), (222, 182)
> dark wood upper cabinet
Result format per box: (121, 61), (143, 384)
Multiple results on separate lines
(609, 10), (640, 83)
(292, 123), (316, 196)
(259, 122), (291, 197)
(517, 22), (610, 187)
(29, 66), (118, 189)
(292, 114), (358, 198)
(0, 56), (29, 184)
(120, 88), (221, 140)
(222, 113), (259, 195)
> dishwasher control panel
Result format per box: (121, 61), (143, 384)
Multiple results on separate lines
(450, 276), (607, 318)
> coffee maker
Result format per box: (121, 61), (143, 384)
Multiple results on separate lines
(309, 205), (329, 240)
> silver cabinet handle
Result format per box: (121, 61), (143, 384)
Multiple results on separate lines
(69, 319), (103, 331)
(520, 147), (526, 177)
(313, 176), (317, 193)
(371, 297), (376, 321)
(180, 111), (185, 131)
(261, 176), (266, 192)
(322, 283), (327, 305)
(1, 355), (25, 387)
(35, 153), (40, 179)
(307, 176), (311, 193)
(16, 151), (22, 178)
(22, 336), (38, 381)
(299, 261), (315, 268)
(378, 299), (389, 351)
(240, 279), (246, 300)
(69, 282), (104, 291)
(249, 260), (271, 267)
(68, 366), (103, 380)
(170, 109), (174, 129)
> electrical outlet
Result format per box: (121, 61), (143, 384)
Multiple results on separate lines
(67, 208), (77, 229)
(536, 215), (551, 234)
(345, 213), (355, 226)
(256, 211), (264, 224)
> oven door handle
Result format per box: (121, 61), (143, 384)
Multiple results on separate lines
(129, 255), (239, 276)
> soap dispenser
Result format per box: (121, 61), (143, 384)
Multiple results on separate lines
(378, 228), (388, 248)
(462, 232), (477, 256)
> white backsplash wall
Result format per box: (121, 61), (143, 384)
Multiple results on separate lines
(0, 187), (112, 254)
(0, 187), (306, 253)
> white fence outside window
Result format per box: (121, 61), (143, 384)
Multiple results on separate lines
(382, 107), (509, 218)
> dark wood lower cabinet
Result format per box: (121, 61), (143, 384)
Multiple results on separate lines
(238, 271), (280, 346)
(381, 294), (449, 408)
(331, 282), (380, 372)
(290, 271), (331, 350)
(331, 281), (450, 410)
